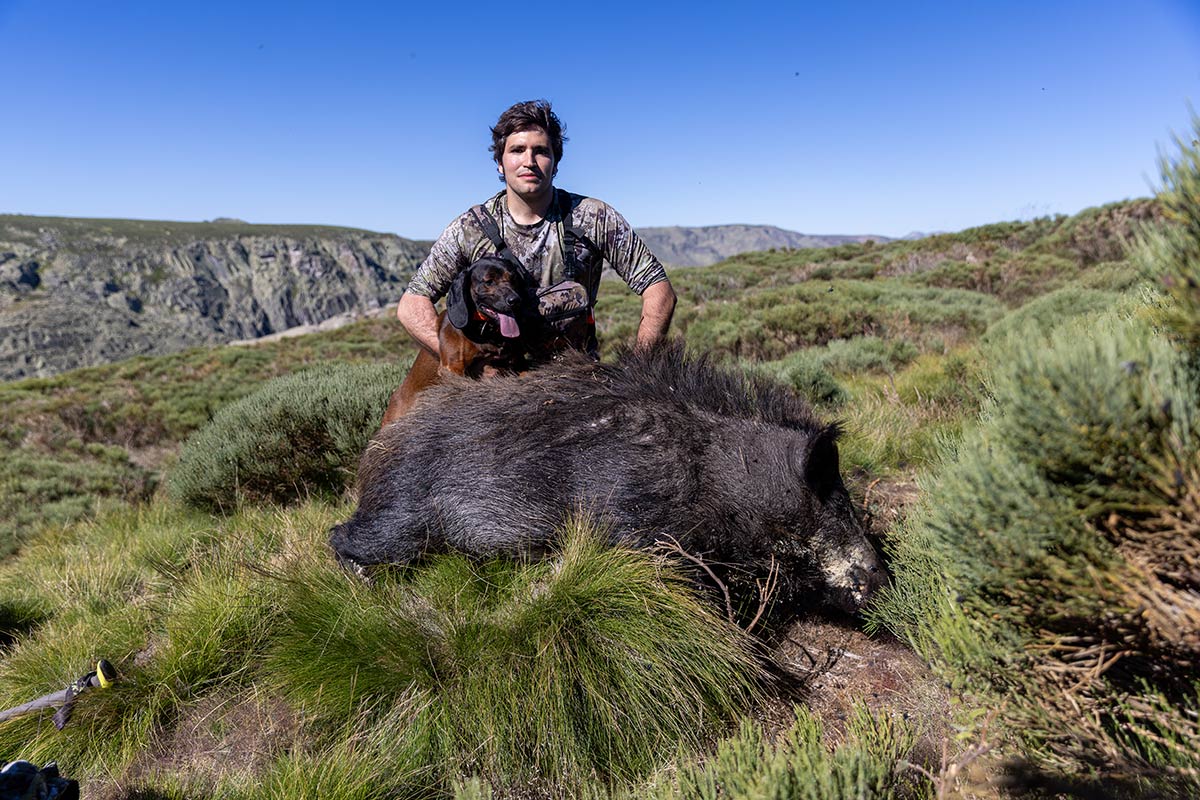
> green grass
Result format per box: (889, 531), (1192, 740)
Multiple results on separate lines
(0, 504), (767, 797)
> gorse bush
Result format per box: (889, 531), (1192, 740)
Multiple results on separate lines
(872, 126), (1200, 792)
(169, 362), (406, 512)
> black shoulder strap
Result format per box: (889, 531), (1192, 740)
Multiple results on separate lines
(471, 204), (537, 287)
(556, 190), (602, 282)
(556, 190), (578, 280)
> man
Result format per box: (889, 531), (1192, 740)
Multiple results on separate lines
(396, 99), (677, 360)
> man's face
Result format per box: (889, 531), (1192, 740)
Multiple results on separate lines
(498, 127), (556, 202)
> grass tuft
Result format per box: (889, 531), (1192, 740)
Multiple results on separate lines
(268, 513), (764, 789)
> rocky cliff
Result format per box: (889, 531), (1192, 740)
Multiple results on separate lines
(0, 216), (431, 380)
(0, 214), (894, 380)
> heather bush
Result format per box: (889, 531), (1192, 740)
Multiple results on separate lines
(980, 285), (1120, 346)
(169, 362), (406, 511)
(872, 126), (1200, 792)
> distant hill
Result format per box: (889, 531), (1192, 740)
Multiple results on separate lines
(0, 215), (899, 379)
(0, 215), (430, 380)
(635, 224), (892, 267)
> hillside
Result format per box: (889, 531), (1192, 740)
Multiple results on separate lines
(0, 216), (430, 380)
(0, 215), (898, 380)
(0, 197), (1160, 557)
(1, 190), (1191, 799)
(636, 223), (891, 266)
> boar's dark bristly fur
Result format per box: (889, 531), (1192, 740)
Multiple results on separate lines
(330, 342), (886, 614)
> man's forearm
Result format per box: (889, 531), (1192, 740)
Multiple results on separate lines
(396, 291), (442, 356)
(635, 280), (677, 349)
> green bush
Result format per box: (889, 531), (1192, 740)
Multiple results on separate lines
(827, 336), (919, 373)
(981, 285), (1119, 346)
(873, 294), (1200, 786)
(653, 705), (917, 800)
(169, 362), (406, 512)
(755, 356), (847, 406)
(868, 128), (1200, 794)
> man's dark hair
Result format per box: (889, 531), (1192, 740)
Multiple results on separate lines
(489, 100), (567, 168)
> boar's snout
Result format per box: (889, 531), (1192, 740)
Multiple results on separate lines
(826, 561), (889, 615)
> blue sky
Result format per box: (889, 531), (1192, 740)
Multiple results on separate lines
(1, 1), (1197, 239)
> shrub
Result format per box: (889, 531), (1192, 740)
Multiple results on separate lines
(653, 705), (918, 800)
(816, 336), (920, 375)
(873, 298), (1200, 787)
(755, 355), (847, 406)
(869, 129), (1200, 795)
(981, 285), (1119, 346)
(169, 362), (406, 512)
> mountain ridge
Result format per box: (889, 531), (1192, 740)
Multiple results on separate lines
(1, 213), (894, 379)
(635, 224), (892, 267)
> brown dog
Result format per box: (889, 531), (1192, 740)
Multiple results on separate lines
(380, 258), (536, 426)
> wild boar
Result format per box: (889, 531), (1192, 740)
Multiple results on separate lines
(330, 343), (886, 614)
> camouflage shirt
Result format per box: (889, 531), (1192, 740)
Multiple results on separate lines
(406, 190), (668, 303)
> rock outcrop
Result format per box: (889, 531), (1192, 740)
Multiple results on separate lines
(0, 216), (430, 380)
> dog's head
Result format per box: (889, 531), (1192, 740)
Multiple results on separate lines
(446, 256), (531, 338)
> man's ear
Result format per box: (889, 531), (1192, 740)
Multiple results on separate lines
(446, 269), (473, 330)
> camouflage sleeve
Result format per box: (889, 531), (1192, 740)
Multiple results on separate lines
(591, 202), (669, 295)
(405, 214), (473, 303)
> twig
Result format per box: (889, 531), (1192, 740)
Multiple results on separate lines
(744, 556), (780, 634)
(654, 535), (735, 624)
(905, 706), (999, 799)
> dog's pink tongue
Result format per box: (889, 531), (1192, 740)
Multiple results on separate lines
(496, 313), (520, 338)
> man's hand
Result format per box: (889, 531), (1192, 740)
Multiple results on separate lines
(396, 291), (442, 356)
(635, 279), (677, 350)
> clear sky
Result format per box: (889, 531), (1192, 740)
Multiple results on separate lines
(1, 0), (1197, 239)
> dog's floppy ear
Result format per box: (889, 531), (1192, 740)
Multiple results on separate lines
(446, 268), (472, 330)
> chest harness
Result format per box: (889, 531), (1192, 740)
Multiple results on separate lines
(470, 190), (601, 353)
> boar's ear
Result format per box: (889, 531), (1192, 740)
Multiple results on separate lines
(446, 268), (473, 330)
(803, 424), (842, 495)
